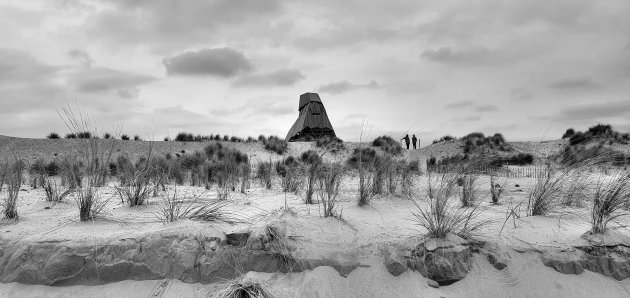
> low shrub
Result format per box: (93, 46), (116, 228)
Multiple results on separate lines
(462, 132), (511, 153)
(47, 132), (60, 139)
(263, 136), (288, 155)
(372, 135), (403, 156)
(347, 147), (377, 168)
(562, 128), (575, 139)
(121, 134), (130, 140)
(77, 131), (92, 139)
(316, 136), (345, 153)
(432, 135), (457, 144)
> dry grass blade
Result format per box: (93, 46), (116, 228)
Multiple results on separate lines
(189, 200), (246, 224)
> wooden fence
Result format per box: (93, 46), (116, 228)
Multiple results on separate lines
(427, 165), (551, 178)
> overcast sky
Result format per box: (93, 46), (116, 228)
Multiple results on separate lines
(1, 0), (629, 143)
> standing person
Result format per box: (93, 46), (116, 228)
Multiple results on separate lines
(401, 134), (410, 149)
(412, 134), (418, 149)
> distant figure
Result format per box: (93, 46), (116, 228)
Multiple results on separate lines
(412, 135), (418, 149)
(401, 134), (410, 149)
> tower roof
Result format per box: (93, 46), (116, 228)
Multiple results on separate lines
(298, 92), (322, 111)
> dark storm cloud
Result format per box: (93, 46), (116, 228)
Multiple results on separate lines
(549, 76), (601, 90)
(561, 100), (630, 122)
(163, 48), (252, 77)
(444, 100), (474, 109)
(318, 80), (380, 94)
(72, 67), (156, 96)
(232, 68), (305, 87)
(68, 50), (93, 68)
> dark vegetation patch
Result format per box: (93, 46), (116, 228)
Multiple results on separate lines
(316, 136), (345, 153)
(555, 143), (630, 167)
(462, 132), (511, 154)
(432, 135), (457, 144)
(263, 136), (288, 155)
(565, 124), (629, 146)
(173, 132), (245, 143)
(427, 152), (534, 170)
(372, 135), (403, 156)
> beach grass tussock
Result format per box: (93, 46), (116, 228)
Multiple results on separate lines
(411, 173), (488, 239)
(590, 170), (630, 234)
(3, 159), (24, 220)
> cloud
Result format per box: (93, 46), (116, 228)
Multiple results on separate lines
(68, 50), (93, 68)
(445, 101), (497, 112)
(549, 76), (601, 90)
(454, 115), (481, 122)
(561, 100), (630, 122)
(510, 88), (534, 101)
(318, 80), (380, 94)
(232, 68), (305, 87)
(0, 49), (66, 115)
(211, 96), (295, 119)
(444, 100), (474, 109)
(475, 104), (498, 112)
(421, 46), (520, 66)
(149, 105), (225, 128)
(0, 48), (59, 82)
(163, 48), (252, 77)
(88, 0), (282, 48)
(72, 67), (156, 97)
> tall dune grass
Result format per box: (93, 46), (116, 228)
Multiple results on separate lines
(411, 173), (488, 239)
(3, 159), (24, 220)
(317, 162), (345, 218)
(59, 105), (120, 221)
(590, 171), (630, 234)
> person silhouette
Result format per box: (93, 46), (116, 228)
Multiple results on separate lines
(412, 134), (417, 149)
(401, 134), (410, 149)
